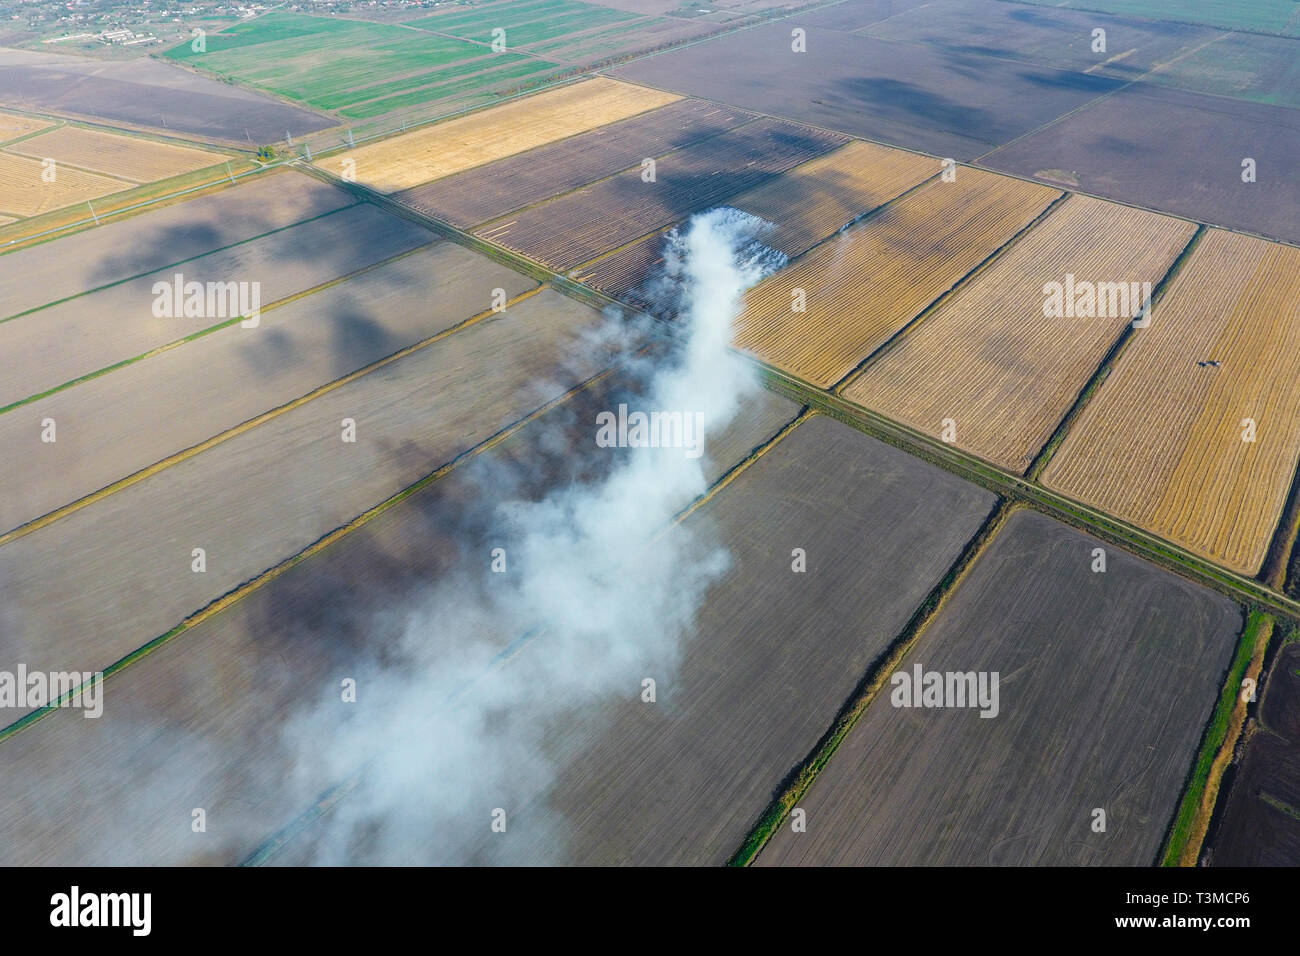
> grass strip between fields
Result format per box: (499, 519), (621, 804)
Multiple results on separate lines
(728, 497), (1014, 866)
(0, 274), (538, 544)
(1160, 609), (1274, 866)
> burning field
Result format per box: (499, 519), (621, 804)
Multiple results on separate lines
(3, 0), (1300, 877)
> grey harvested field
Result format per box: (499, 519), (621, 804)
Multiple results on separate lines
(982, 83), (1300, 244)
(394, 98), (754, 228)
(0, 244), (535, 533)
(0, 289), (616, 714)
(0, 203), (435, 408)
(758, 508), (1243, 867)
(0, 379), (803, 865)
(613, 22), (1120, 159)
(476, 117), (847, 270)
(0, 47), (334, 143)
(0, 171), (353, 318)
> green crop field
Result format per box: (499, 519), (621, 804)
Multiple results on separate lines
(340, 61), (567, 119)
(1014, 0), (1300, 36)
(406, 0), (639, 48)
(166, 11), (563, 118)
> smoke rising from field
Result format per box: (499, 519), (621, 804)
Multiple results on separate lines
(276, 207), (785, 864)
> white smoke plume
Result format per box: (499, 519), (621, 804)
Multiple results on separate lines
(270, 207), (786, 864)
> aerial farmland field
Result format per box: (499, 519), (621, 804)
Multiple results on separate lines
(0, 288), (619, 706)
(0, 202), (437, 409)
(218, 412), (996, 866)
(733, 168), (1060, 388)
(405, 0), (639, 48)
(0, 0), (1297, 898)
(612, 20), (1122, 159)
(0, 152), (131, 218)
(0, 170), (353, 317)
(757, 508), (1243, 866)
(573, 137), (941, 310)
(1042, 229), (1300, 575)
(1009, 0), (1300, 35)
(341, 78), (679, 192)
(726, 139), (939, 258)
(6, 126), (226, 182)
(842, 194), (1197, 472)
(477, 118), (848, 270)
(0, 242), (537, 534)
(394, 98), (753, 228)
(858, 0), (1300, 109)
(0, 47), (334, 143)
(0, 109), (50, 143)
(982, 84), (1300, 244)
(0, 379), (805, 866)
(166, 11), (551, 119)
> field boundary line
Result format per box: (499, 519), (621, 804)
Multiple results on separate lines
(1264, 462), (1300, 593)
(0, 357), (626, 748)
(0, 237), (443, 418)
(0, 281), (543, 546)
(0, 201), (363, 324)
(1160, 610), (1273, 865)
(1024, 224), (1207, 481)
(831, 188), (1069, 393)
(728, 496), (1014, 865)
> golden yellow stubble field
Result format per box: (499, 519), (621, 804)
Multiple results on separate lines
(1042, 228), (1300, 574)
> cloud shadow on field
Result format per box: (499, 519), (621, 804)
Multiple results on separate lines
(835, 76), (1001, 143)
